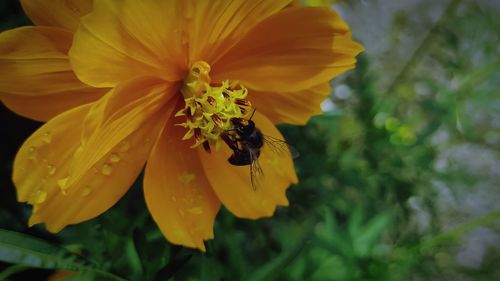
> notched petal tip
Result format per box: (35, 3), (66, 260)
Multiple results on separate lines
(199, 112), (297, 219)
(144, 113), (220, 251)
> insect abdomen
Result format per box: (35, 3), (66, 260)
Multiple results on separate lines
(228, 150), (258, 166)
(246, 129), (264, 149)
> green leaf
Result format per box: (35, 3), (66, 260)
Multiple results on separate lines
(0, 264), (29, 281)
(315, 207), (352, 257)
(155, 247), (193, 281)
(132, 229), (147, 278)
(347, 207), (364, 238)
(200, 254), (222, 281)
(0, 229), (128, 281)
(245, 219), (314, 281)
(0, 228), (92, 270)
(353, 213), (392, 257)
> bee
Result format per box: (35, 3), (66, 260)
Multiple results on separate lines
(221, 110), (296, 190)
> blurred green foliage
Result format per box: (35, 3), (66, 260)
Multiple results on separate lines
(1, 0), (499, 280)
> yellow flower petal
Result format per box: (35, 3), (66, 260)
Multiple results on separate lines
(21, 0), (93, 32)
(0, 91), (103, 122)
(199, 112), (297, 219)
(66, 77), (177, 188)
(14, 103), (162, 231)
(144, 111), (220, 251)
(0, 26), (105, 121)
(69, 0), (185, 88)
(212, 7), (363, 92)
(4, 0), (364, 249)
(184, 0), (292, 63)
(250, 83), (331, 125)
(14, 78), (176, 232)
(69, 0), (293, 88)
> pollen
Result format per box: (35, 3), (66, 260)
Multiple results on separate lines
(176, 61), (252, 150)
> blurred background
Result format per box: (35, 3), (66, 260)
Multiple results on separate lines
(1, 0), (499, 280)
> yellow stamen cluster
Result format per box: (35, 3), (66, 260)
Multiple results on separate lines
(176, 61), (252, 150)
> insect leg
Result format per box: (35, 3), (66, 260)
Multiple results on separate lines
(220, 132), (239, 151)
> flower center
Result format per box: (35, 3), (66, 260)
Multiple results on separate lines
(176, 61), (252, 152)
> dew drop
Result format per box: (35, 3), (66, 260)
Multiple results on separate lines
(41, 132), (52, 144)
(57, 177), (68, 189)
(81, 187), (92, 197)
(47, 164), (56, 176)
(184, 1), (194, 20)
(187, 207), (203, 215)
(74, 145), (84, 157)
(178, 172), (196, 185)
(57, 177), (69, 194)
(28, 146), (38, 161)
(101, 164), (113, 176)
(119, 141), (131, 152)
(178, 209), (185, 217)
(33, 189), (47, 204)
(109, 153), (121, 163)
(171, 196), (177, 202)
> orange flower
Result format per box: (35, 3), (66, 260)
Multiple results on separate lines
(1, 0), (363, 250)
(47, 271), (75, 281)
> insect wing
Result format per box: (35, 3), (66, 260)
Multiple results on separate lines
(263, 135), (299, 159)
(249, 149), (264, 190)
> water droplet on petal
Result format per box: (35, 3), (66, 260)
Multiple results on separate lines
(57, 177), (68, 188)
(171, 196), (177, 202)
(187, 207), (203, 215)
(109, 153), (121, 163)
(119, 141), (130, 152)
(184, 1), (194, 20)
(101, 164), (113, 175)
(33, 189), (47, 204)
(47, 165), (56, 176)
(57, 177), (69, 194)
(74, 145), (84, 157)
(178, 172), (196, 185)
(28, 146), (38, 162)
(178, 209), (185, 217)
(81, 187), (92, 197)
(42, 132), (52, 144)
